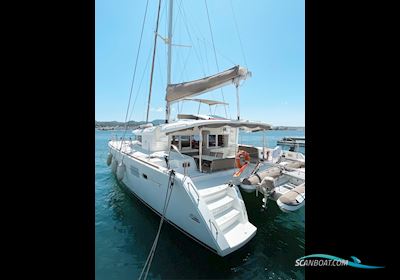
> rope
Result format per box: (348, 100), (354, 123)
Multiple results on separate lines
(119, 0), (150, 151)
(204, 0), (228, 118)
(138, 169), (176, 280)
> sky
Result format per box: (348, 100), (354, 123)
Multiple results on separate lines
(95, 0), (304, 126)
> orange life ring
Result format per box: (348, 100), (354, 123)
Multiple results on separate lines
(235, 150), (250, 168)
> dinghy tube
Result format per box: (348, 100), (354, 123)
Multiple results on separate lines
(242, 167), (282, 185)
(276, 183), (305, 212)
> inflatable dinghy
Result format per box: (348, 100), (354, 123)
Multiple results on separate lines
(276, 183), (305, 212)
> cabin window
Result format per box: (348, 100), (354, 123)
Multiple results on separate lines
(180, 136), (191, 150)
(208, 134), (227, 148)
(217, 135), (224, 146)
(171, 135), (179, 147)
(171, 135), (200, 150)
(191, 135), (200, 149)
(208, 135), (216, 147)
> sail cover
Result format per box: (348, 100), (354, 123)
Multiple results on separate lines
(166, 65), (250, 103)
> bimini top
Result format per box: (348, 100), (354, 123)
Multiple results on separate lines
(166, 65), (250, 103)
(161, 119), (271, 135)
(177, 114), (227, 120)
(182, 98), (228, 106)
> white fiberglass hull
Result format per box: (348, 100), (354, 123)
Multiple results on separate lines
(108, 142), (256, 256)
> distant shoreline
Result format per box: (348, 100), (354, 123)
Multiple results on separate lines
(95, 122), (305, 132)
(95, 120), (304, 131)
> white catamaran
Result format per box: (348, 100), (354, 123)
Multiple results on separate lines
(107, 0), (304, 257)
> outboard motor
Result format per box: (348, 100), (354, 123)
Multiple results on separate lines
(258, 176), (276, 208)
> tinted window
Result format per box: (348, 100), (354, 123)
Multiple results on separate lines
(218, 135), (224, 147)
(191, 135), (200, 149)
(208, 135), (216, 147)
(171, 135), (179, 147)
(181, 136), (190, 149)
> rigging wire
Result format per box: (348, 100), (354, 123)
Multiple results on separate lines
(180, 2), (215, 99)
(215, 48), (237, 66)
(179, 47), (192, 81)
(145, 0), (163, 123)
(204, 0), (228, 118)
(165, 0), (168, 70)
(172, 0), (183, 35)
(195, 37), (207, 76)
(119, 0), (150, 150)
(128, 49), (152, 122)
(229, 0), (248, 67)
(178, 3), (206, 76)
(202, 38), (210, 75)
(156, 48), (165, 89)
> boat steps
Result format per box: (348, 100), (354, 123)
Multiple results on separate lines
(214, 208), (240, 231)
(207, 195), (234, 215)
(198, 184), (228, 201)
(199, 184), (256, 250)
(223, 221), (257, 248)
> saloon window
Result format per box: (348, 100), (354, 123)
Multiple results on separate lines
(208, 134), (227, 148)
(208, 135), (216, 147)
(191, 135), (200, 149)
(217, 135), (224, 146)
(171, 135), (179, 147)
(180, 136), (191, 149)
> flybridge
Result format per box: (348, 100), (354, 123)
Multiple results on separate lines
(161, 119), (271, 135)
(177, 114), (227, 120)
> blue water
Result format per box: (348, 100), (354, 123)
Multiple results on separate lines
(95, 130), (305, 279)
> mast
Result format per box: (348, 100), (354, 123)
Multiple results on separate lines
(145, 0), (163, 123)
(235, 83), (240, 120)
(165, 0), (173, 123)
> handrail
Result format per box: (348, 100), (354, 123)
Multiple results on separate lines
(231, 187), (247, 221)
(209, 219), (218, 238)
(187, 181), (200, 203)
(239, 200), (247, 221)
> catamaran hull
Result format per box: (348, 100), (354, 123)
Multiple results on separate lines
(108, 143), (256, 256)
(109, 146), (219, 253)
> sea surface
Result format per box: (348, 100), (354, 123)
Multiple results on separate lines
(95, 130), (305, 279)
